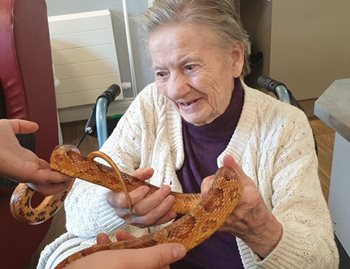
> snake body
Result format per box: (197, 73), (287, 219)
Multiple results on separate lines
(10, 145), (242, 268)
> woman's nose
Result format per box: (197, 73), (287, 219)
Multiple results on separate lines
(166, 73), (189, 100)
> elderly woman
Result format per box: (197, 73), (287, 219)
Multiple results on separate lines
(39, 0), (339, 268)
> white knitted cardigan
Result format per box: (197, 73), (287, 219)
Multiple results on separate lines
(38, 82), (339, 269)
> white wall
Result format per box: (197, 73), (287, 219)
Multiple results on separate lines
(46, 0), (154, 97)
(241, 0), (350, 102)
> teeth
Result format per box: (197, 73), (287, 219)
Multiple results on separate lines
(179, 101), (193, 106)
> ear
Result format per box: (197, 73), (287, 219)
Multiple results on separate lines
(230, 42), (245, 78)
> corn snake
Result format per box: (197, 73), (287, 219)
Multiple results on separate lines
(10, 145), (242, 268)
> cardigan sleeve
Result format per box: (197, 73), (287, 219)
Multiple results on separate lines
(253, 107), (338, 268)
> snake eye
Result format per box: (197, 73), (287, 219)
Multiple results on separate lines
(58, 144), (80, 154)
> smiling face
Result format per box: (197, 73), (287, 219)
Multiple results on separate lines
(149, 23), (244, 126)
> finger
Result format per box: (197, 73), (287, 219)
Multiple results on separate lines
(66, 243), (186, 269)
(108, 185), (150, 209)
(200, 175), (215, 197)
(8, 119), (39, 134)
(223, 155), (247, 179)
(28, 180), (73, 196)
(103, 244), (186, 268)
(132, 185), (172, 215)
(115, 229), (135, 241)
(131, 195), (176, 227)
(25, 158), (74, 185)
(96, 233), (111, 245)
(33, 168), (74, 185)
(113, 207), (134, 219)
(151, 208), (177, 226)
(132, 167), (154, 181)
(136, 243), (186, 269)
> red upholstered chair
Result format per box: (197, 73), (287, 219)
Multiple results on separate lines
(0, 0), (59, 268)
(0, 0), (58, 157)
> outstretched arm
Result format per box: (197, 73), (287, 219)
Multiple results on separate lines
(67, 240), (185, 269)
(64, 230), (186, 269)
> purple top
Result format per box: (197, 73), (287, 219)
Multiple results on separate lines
(172, 78), (245, 269)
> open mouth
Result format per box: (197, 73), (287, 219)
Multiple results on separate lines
(177, 98), (200, 107)
(178, 101), (195, 106)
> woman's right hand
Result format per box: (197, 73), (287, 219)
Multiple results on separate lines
(107, 168), (176, 228)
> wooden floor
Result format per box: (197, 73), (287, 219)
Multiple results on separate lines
(60, 121), (99, 156)
(61, 118), (335, 201)
(309, 118), (335, 201)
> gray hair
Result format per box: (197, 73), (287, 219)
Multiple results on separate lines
(141, 0), (251, 76)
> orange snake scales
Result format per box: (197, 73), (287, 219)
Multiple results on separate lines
(10, 145), (242, 268)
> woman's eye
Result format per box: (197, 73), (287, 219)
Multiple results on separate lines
(185, 64), (196, 72)
(155, 71), (167, 78)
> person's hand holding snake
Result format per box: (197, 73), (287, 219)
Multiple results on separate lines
(0, 119), (73, 195)
(64, 230), (186, 269)
(201, 155), (283, 258)
(107, 167), (177, 228)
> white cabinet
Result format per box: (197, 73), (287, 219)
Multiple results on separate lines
(328, 133), (350, 257)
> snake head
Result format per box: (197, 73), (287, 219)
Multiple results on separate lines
(49, 145), (83, 176)
(55, 144), (80, 153)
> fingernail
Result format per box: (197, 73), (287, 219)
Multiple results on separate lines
(169, 210), (177, 220)
(161, 185), (171, 194)
(172, 245), (186, 259)
(139, 186), (150, 193)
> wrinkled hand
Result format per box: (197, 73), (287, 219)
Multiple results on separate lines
(66, 230), (186, 269)
(0, 119), (73, 195)
(107, 168), (176, 228)
(95, 229), (136, 244)
(201, 155), (283, 258)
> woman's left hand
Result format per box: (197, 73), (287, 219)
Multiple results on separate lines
(201, 155), (283, 258)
